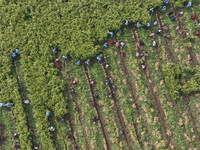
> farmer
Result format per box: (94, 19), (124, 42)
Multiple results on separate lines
(115, 42), (119, 48)
(166, 35), (172, 39)
(191, 15), (196, 20)
(136, 52), (140, 57)
(6, 103), (14, 107)
(112, 85), (116, 90)
(119, 130), (123, 134)
(109, 41), (114, 45)
(105, 80), (109, 85)
(105, 64), (109, 69)
(164, 0), (169, 4)
(121, 50), (126, 57)
(46, 111), (50, 116)
(97, 55), (102, 62)
(153, 41), (157, 47)
(157, 30), (162, 35)
(144, 99), (148, 102)
(71, 89), (76, 94)
(72, 80), (77, 84)
(57, 65), (61, 69)
(108, 32), (114, 37)
(146, 23), (151, 28)
(175, 26), (180, 30)
(144, 53), (149, 57)
(34, 145), (39, 150)
(154, 21), (158, 26)
(11, 53), (16, 58)
(103, 43), (108, 48)
(120, 42), (125, 47)
(91, 102), (96, 106)
(195, 31), (200, 36)
(14, 49), (20, 55)
(62, 56), (67, 61)
(90, 81), (95, 86)
(137, 22), (141, 28)
(53, 48), (57, 54)
(149, 8), (154, 13)
(140, 40), (144, 46)
(171, 16), (175, 21)
(186, 2), (192, 8)
(193, 147), (197, 150)
(56, 58), (60, 63)
(72, 144), (78, 149)
(24, 99), (30, 104)
(93, 117), (97, 123)
(163, 26), (169, 31)
(162, 6), (166, 12)
(85, 59), (90, 65)
(119, 29), (123, 34)
(150, 33), (155, 37)
(49, 126), (55, 132)
(179, 12), (183, 15)
(76, 60), (80, 65)
(142, 65), (146, 70)
(186, 32), (190, 36)
(125, 20), (129, 26)
(93, 93), (98, 98)
(13, 133), (18, 139)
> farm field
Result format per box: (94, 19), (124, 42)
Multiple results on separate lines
(0, 0), (200, 150)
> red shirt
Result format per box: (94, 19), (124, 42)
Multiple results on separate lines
(56, 59), (60, 63)
(110, 41), (114, 45)
(195, 31), (199, 35)
(57, 65), (61, 69)
(92, 102), (95, 106)
(191, 15), (196, 20)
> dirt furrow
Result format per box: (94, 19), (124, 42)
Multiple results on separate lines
(131, 29), (175, 149)
(82, 64), (112, 150)
(12, 59), (36, 147)
(101, 50), (140, 150)
(64, 62), (90, 150)
(156, 13), (177, 63)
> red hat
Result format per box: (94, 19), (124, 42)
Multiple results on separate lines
(57, 65), (61, 69)
(56, 59), (60, 63)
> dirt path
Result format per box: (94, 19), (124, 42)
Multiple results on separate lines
(83, 64), (112, 150)
(131, 29), (175, 149)
(64, 62), (90, 150)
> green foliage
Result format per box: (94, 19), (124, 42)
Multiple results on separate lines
(0, 0), (163, 60)
(162, 64), (200, 100)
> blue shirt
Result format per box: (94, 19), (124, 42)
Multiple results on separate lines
(108, 32), (113, 37)
(171, 16), (175, 21)
(137, 22), (141, 28)
(186, 2), (192, 8)
(62, 56), (67, 61)
(119, 30), (123, 34)
(154, 21), (158, 26)
(125, 20), (129, 26)
(15, 49), (20, 54)
(7, 103), (13, 107)
(85, 60), (90, 65)
(162, 6), (166, 12)
(149, 8), (154, 13)
(103, 43), (108, 48)
(146, 23), (150, 28)
(46, 112), (50, 116)
(97, 56), (102, 62)
(105, 80), (109, 84)
(53, 49), (57, 53)
(164, 0), (169, 4)
(11, 53), (16, 58)
(76, 60), (80, 65)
